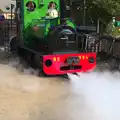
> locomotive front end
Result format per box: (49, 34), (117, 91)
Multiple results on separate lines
(42, 53), (96, 75)
(41, 24), (96, 75)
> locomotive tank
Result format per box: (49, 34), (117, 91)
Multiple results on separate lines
(25, 16), (77, 53)
(27, 18), (75, 38)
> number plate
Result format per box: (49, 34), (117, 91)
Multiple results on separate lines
(67, 56), (80, 65)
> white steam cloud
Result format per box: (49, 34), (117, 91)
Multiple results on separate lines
(68, 71), (120, 120)
(0, 56), (42, 92)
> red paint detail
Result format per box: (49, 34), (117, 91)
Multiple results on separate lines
(43, 52), (96, 75)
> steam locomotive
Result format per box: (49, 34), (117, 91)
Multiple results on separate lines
(10, 0), (96, 75)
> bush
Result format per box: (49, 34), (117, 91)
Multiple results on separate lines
(105, 21), (120, 38)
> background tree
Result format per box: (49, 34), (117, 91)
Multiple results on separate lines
(87, 0), (120, 24)
(70, 0), (120, 25)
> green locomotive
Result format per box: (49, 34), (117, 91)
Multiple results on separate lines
(10, 0), (96, 75)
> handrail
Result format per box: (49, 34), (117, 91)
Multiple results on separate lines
(31, 17), (72, 21)
(32, 17), (59, 22)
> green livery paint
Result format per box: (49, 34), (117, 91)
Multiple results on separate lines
(19, 0), (76, 46)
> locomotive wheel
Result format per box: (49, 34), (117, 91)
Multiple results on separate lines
(32, 55), (47, 77)
(20, 51), (47, 77)
(38, 69), (47, 77)
(31, 54), (42, 68)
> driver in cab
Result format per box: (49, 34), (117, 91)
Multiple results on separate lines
(46, 1), (59, 19)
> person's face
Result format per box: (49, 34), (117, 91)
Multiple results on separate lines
(28, 2), (32, 7)
(51, 3), (55, 9)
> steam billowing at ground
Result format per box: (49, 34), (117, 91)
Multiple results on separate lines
(0, 56), (42, 92)
(68, 71), (120, 120)
(0, 55), (120, 120)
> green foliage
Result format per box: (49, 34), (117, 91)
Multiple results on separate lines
(105, 21), (120, 37)
(110, 27), (120, 38)
(85, 0), (120, 26)
(91, 0), (120, 15)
